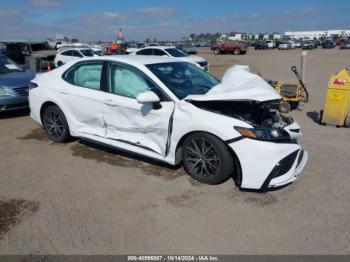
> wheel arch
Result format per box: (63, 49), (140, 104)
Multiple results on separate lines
(40, 101), (60, 122)
(174, 130), (242, 185)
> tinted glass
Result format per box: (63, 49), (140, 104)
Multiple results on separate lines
(63, 62), (103, 90)
(61, 51), (72, 56)
(147, 62), (219, 100)
(153, 49), (166, 56)
(71, 50), (83, 57)
(165, 48), (188, 57)
(0, 56), (23, 74)
(80, 49), (94, 57)
(137, 49), (153, 55)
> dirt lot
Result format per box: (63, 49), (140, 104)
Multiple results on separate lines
(0, 48), (349, 255)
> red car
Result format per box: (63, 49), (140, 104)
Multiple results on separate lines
(211, 41), (247, 55)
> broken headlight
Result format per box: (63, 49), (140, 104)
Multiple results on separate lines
(234, 126), (292, 142)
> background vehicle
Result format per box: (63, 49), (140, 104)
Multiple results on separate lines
(54, 48), (102, 67)
(211, 41), (247, 55)
(29, 57), (307, 190)
(175, 43), (198, 54)
(339, 40), (350, 49)
(266, 40), (275, 49)
(2, 41), (56, 69)
(254, 41), (269, 50)
(302, 40), (316, 49)
(0, 55), (35, 112)
(278, 41), (291, 50)
(131, 46), (209, 71)
(322, 40), (335, 49)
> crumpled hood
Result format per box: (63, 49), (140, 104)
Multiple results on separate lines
(186, 65), (281, 102)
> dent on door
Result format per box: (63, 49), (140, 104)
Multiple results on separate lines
(103, 96), (175, 156)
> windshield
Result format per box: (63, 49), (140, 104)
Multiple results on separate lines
(147, 62), (220, 99)
(80, 49), (95, 57)
(0, 56), (23, 74)
(165, 48), (188, 57)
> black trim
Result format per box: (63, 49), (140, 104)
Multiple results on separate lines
(225, 136), (245, 144)
(100, 61), (108, 92)
(260, 150), (300, 191)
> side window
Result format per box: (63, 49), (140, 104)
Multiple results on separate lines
(71, 50), (83, 57)
(108, 63), (168, 101)
(136, 49), (152, 55)
(153, 49), (166, 56)
(61, 51), (72, 56)
(63, 62), (103, 90)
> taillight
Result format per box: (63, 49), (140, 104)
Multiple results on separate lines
(29, 82), (38, 90)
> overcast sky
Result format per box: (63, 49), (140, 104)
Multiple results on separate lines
(1, 0), (350, 41)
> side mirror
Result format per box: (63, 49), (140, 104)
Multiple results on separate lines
(136, 91), (160, 104)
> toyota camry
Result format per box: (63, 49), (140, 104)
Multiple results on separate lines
(29, 56), (308, 190)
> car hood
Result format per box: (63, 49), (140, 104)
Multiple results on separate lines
(186, 65), (281, 102)
(178, 55), (206, 63)
(0, 71), (35, 88)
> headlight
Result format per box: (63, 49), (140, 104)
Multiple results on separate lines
(0, 87), (10, 97)
(234, 126), (292, 142)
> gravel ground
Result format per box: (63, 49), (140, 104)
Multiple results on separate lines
(0, 48), (349, 255)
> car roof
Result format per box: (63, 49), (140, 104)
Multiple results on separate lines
(76, 55), (179, 66)
(141, 46), (175, 50)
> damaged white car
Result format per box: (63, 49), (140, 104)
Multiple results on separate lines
(29, 56), (308, 190)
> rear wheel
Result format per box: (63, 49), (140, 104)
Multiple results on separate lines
(233, 48), (241, 55)
(42, 105), (71, 143)
(214, 48), (220, 55)
(57, 61), (63, 67)
(182, 133), (234, 185)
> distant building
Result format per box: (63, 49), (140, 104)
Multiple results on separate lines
(285, 30), (350, 39)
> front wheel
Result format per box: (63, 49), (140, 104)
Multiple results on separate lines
(43, 105), (71, 143)
(214, 48), (220, 55)
(233, 48), (241, 55)
(182, 133), (234, 185)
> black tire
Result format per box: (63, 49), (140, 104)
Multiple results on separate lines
(233, 48), (241, 55)
(42, 105), (71, 143)
(290, 101), (299, 110)
(278, 101), (291, 114)
(182, 132), (234, 185)
(214, 48), (220, 55)
(57, 61), (63, 67)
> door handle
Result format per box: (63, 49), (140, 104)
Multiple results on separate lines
(103, 99), (118, 106)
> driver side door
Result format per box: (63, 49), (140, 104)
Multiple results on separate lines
(103, 62), (175, 156)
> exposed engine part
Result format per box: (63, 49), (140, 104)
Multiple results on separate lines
(190, 100), (294, 128)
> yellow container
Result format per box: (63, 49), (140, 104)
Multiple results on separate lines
(321, 69), (350, 126)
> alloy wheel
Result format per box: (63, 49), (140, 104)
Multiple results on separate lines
(44, 111), (66, 141)
(185, 138), (221, 178)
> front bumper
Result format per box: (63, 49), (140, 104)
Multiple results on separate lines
(0, 96), (29, 112)
(228, 138), (308, 190)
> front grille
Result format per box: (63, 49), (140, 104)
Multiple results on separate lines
(280, 84), (298, 98)
(13, 86), (29, 96)
(198, 61), (208, 67)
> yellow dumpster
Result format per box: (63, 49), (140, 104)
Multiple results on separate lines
(320, 68), (350, 127)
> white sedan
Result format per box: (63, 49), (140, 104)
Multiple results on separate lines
(54, 48), (102, 67)
(29, 56), (308, 190)
(130, 46), (209, 71)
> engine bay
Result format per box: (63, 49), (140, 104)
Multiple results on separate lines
(189, 100), (294, 128)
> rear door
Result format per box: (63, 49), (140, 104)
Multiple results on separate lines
(59, 60), (109, 137)
(103, 62), (175, 156)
